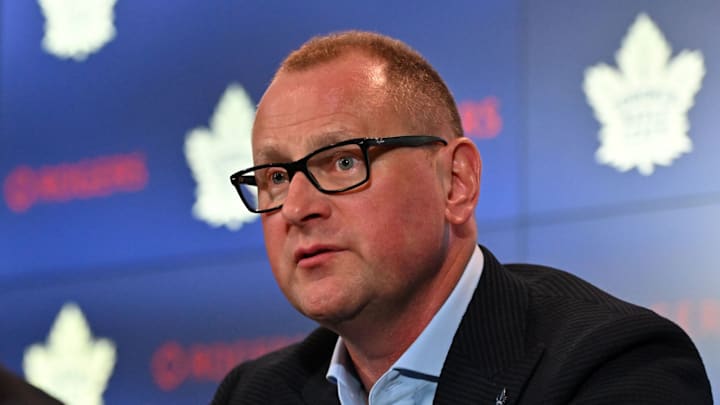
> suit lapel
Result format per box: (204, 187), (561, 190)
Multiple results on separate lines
(435, 247), (545, 405)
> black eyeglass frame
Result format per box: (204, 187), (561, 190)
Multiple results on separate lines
(230, 135), (448, 213)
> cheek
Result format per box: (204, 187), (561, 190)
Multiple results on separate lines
(261, 217), (290, 280)
(261, 217), (277, 254)
(356, 176), (446, 259)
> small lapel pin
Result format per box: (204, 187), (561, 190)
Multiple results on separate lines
(495, 388), (508, 405)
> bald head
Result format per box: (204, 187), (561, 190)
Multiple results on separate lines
(271, 31), (463, 139)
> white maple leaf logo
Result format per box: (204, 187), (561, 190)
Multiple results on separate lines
(583, 13), (705, 175)
(37, 0), (118, 61)
(185, 83), (258, 230)
(23, 302), (116, 405)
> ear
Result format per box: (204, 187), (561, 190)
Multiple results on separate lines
(444, 138), (482, 225)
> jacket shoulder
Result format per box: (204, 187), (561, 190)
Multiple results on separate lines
(502, 263), (712, 403)
(505, 262), (659, 316)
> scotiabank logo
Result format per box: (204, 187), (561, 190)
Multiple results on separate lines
(150, 334), (304, 391)
(3, 152), (148, 213)
(458, 96), (503, 140)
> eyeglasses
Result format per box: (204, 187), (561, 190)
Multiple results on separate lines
(230, 135), (447, 213)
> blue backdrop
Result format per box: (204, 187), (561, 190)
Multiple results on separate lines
(1, 0), (717, 402)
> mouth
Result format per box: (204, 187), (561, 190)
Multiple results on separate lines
(294, 245), (342, 266)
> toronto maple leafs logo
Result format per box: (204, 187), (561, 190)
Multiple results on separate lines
(583, 13), (705, 175)
(37, 0), (118, 61)
(185, 83), (258, 230)
(23, 302), (116, 405)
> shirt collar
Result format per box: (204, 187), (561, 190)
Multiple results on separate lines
(327, 245), (484, 383)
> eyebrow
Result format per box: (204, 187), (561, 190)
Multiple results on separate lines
(254, 131), (358, 164)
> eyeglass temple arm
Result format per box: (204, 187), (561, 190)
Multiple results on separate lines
(370, 135), (448, 147)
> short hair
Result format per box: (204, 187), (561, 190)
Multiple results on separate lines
(276, 31), (464, 138)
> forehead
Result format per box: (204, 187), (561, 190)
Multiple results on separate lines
(251, 54), (396, 161)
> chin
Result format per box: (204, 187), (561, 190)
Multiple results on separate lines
(299, 298), (362, 327)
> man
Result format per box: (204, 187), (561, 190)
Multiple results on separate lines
(212, 31), (712, 404)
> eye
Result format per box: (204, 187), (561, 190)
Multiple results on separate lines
(335, 156), (357, 171)
(269, 170), (288, 184)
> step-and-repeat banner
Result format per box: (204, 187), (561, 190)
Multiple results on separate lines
(1, 0), (717, 402)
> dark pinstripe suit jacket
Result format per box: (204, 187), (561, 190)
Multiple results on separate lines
(211, 247), (713, 404)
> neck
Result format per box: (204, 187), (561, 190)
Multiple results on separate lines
(329, 240), (476, 392)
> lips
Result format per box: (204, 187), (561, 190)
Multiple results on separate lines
(293, 245), (342, 265)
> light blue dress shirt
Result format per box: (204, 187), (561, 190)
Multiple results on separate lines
(326, 246), (485, 405)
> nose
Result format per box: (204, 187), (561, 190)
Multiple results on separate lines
(280, 171), (330, 225)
